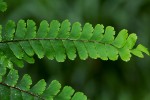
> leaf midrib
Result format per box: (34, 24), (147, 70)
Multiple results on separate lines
(0, 38), (112, 45)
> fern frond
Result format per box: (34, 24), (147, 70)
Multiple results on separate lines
(0, 68), (87, 100)
(0, 20), (149, 67)
(0, 0), (7, 12)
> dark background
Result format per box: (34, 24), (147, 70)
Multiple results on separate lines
(1, 0), (150, 100)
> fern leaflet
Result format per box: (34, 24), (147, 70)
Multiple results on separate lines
(0, 67), (87, 100)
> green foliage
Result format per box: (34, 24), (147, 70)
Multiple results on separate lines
(0, 0), (7, 12)
(0, 0), (150, 100)
(0, 68), (87, 100)
(0, 20), (149, 68)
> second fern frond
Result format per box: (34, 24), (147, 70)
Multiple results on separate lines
(0, 67), (87, 100)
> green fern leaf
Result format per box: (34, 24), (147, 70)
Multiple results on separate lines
(63, 40), (76, 60)
(8, 42), (24, 59)
(17, 74), (32, 91)
(124, 33), (137, 49)
(70, 22), (81, 39)
(30, 79), (46, 95)
(0, 20), (149, 67)
(131, 44), (149, 58)
(85, 42), (98, 59)
(0, 51), (13, 69)
(90, 24), (104, 41)
(15, 20), (27, 39)
(79, 23), (93, 40)
(47, 20), (60, 38)
(71, 92), (87, 100)
(55, 86), (75, 100)
(57, 20), (70, 38)
(0, 69), (87, 100)
(101, 26), (115, 43)
(105, 44), (118, 60)
(37, 20), (49, 38)
(3, 20), (16, 41)
(118, 47), (131, 61)
(25, 20), (36, 39)
(42, 80), (61, 99)
(96, 43), (108, 60)
(5, 69), (19, 87)
(112, 29), (128, 48)
(0, 0), (7, 12)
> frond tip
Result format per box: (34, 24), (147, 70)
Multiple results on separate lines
(0, 20), (149, 67)
(0, 68), (87, 100)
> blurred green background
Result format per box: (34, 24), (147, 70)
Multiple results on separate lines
(1, 0), (150, 100)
